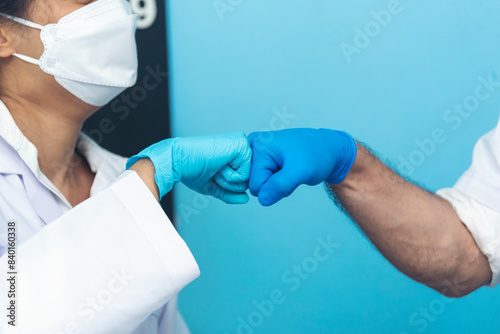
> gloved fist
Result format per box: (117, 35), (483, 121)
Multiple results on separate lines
(126, 132), (252, 204)
(248, 128), (357, 206)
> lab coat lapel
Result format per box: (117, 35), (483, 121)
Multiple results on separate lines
(20, 162), (62, 225)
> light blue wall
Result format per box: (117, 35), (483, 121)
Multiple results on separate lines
(166, 0), (500, 333)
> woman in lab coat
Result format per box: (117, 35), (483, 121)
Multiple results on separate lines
(0, 0), (251, 333)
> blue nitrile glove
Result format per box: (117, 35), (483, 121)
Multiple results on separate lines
(248, 128), (357, 206)
(126, 132), (252, 204)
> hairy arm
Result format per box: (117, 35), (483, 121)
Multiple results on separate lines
(328, 144), (492, 297)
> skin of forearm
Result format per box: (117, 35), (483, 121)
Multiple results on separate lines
(329, 143), (492, 297)
(129, 158), (160, 202)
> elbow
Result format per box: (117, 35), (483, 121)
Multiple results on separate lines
(413, 234), (492, 298)
(427, 248), (492, 298)
(414, 271), (477, 298)
(429, 272), (487, 298)
(433, 281), (476, 298)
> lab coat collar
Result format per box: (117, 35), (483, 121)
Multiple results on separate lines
(0, 135), (23, 175)
(0, 100), (40, 176)
(76, 132), (129, 196)
(0, 99), (67, 223)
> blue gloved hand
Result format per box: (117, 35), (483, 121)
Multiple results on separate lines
(126, 132), (252, 204)
(248, 128), (357, 206)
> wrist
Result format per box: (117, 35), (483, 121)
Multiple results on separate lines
(129, 158), (160, 201)
(126, 138), (177, 200)
(323, 130), (358, 184)
(328, 143), (372, 193)
(346, 142), (365, 175)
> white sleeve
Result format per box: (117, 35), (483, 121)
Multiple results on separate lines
(0, 171), (199, 334)
(436, 188), (500, 288)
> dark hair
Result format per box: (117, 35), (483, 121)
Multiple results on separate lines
(0, 0), (32, 19)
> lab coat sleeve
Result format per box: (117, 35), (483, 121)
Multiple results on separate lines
(0, 170), (200, 334)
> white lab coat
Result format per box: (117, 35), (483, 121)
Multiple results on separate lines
(0, 100), (200, 334)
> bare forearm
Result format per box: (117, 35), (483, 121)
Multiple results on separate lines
(129, 158), (160, 201)
(329, 144), (492, 296)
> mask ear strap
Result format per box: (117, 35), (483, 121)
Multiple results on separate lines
(0, 13), (44, 30)
(0, 14), (43, 65)
(12, 53), (40, 66)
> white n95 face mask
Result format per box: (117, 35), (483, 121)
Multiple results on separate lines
(0, 0), (139, 107)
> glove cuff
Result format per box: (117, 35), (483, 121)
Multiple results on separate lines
(323, 130), (357, 184)
(126, 139), (176, 200)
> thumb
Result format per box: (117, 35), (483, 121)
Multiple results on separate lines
(248, 148), (279, 197)
(257, 165), (304, 206)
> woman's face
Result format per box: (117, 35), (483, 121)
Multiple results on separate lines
(0, 0), (99, 108)
(9, 0), (97, 63)
(31, 0), (98, 24)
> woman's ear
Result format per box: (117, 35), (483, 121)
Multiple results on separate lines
(0, 26), (16, 58)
